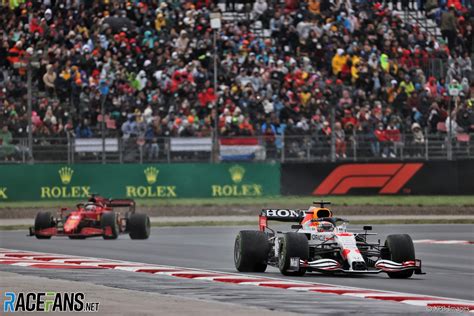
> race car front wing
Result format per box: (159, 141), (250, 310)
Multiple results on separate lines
(29, 226), (115, 238)
(293, 258), (424, 274)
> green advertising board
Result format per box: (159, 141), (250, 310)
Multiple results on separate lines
(0, 163), (280, 201)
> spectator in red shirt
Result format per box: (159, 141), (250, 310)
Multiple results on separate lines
(384, 120), (401, 158)
(341, 109), (357, 131)
(373, 122), (386, 157)
(239, 118), (255, 136)
(425, 77), (438, 97)
(7, 41), (23, 66)
(334, 122), (347, 159)
(198, 88), (217, 108)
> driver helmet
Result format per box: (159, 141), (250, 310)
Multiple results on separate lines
(317, 221), (335, 232)
(85, 204), (96, 212)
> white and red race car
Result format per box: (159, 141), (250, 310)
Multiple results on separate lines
(234, 201), (424, 278)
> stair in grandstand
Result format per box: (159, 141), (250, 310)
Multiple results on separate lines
(392, 9), (442, 40)
(218, 3), (441, 41)
(218, 3), (270, 37)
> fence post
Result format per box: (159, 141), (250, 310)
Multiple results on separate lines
(71, 136), (75, 164)
(425, 128), (429, 161)
(21, 138), (26, 163)
(27, 62), (33, 164)
(304, 136), (311, 161)
(447, 96), (455, 160)
(209, 137), (213, 162)
(352, 129), (357, 161)
(469, 134), (472, 158)
(139, 144), (143, 164)
(67, 133), (71, 164)
(119, 138), (123, 164)
(167, 137), (171, 163)
(330, 104), (336, 162)
(400, 134), (404, 160)
(100, 95), (106, 164)
(281, 132), (285, 163)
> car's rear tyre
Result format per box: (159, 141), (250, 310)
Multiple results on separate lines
(34, 211), (53, 239)
(279, 232), (308, 276)
(128, 213), (150, 240)
(234, 231), (270, 272)
(383, 234), (415, 279)
(124, 211), (134, 224)
(101, 212), (118, 240)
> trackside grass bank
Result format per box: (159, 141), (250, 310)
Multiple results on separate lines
(1, 218), (474, 231)
(1, 195), (474, 208)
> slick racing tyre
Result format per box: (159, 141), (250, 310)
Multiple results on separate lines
(128, 213), (151, 240)
(383, 234), (416, 279)
(101, 212), (118, 240)
(279, 232), (309, 276)
(234, 231), (270, 272)
(34, 211), (53, 239)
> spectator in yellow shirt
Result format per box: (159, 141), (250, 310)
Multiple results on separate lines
(399, 75), (415, 96)
(351, 55), (361, 81)
(332, 48), (348, 76)
(299, 89), (312, 106)
(155, 13), (166, 31)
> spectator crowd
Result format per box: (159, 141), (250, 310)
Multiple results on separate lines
(0, 0), (473, 160)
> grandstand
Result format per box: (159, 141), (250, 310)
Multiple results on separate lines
(0, 0), (472, 163)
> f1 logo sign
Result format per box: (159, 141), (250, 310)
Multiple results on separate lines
(313, 163), (423, 195)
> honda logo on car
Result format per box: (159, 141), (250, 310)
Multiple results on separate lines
(264, 209), (303, 217)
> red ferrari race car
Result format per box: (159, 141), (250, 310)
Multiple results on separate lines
(29, 194), (150, 240)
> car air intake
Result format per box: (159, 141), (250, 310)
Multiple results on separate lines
(352, 261), (367, 271)
(316, 209), (332, 218)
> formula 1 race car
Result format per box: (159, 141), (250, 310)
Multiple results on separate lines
(234, 201), (423, 278)
(29, 194), (150, 240)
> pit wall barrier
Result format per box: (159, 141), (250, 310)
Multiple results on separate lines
(281, 161), (474, 195)
(0, 163), (280, 201)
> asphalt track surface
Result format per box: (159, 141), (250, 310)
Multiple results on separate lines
(1, 224), (473, 314)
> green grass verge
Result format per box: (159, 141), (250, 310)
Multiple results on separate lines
(1, 195), (474, 208)
(2, 218), (473, 231)
(151, 219), (474, 226)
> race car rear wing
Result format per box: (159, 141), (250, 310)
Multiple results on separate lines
(106, 199), (136, 212)
(259, 209), (306, 231)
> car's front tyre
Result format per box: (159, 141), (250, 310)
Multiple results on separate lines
(34, 211), (53, 239)
(278, 232), (309, 276)
(128, 213), (151, 240)
(383, 234), (416, 279)
(101, 212), (118, 240)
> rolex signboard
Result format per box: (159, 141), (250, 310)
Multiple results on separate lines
(0, 163), (280, 201)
